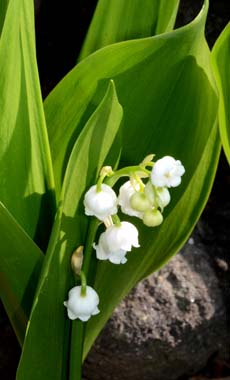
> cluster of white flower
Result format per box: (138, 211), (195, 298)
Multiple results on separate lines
(85, 155), (185, 232)
(64, 155), (185, 321)
(118, 155), (185, 227)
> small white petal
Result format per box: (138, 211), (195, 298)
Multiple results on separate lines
(151, 156), (185, 188)
(67, 310), (78, 320)
(118, 181), (143, 218)
(168, 176), (181, 187)
(156, 187), (171, 209)
(78, 315), (90, 322)
(105, 222), (139, 251)
(93, 221), (139, 264)
(84, 184), (117, 221)
(64, 286), (100, 321)
(91, 307), (100, 315)
(108, 249), (127, 264)
(93, 232), (115, 261)
(175, 161), (185, 176)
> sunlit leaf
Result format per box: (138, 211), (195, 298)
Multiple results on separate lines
(0, 0), (55, 245)
(79, 0), (180, 60)
(17, 82), (123, 380)
(0, 202), (43, 345)
(84, 114), (220, 357)
(42, 0), (220, 357)
(0, 0), (9, 36)
(212, 22), (230, 164)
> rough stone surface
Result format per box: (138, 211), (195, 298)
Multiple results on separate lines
(1, 1), (230, 380)
(83, 239), (229, 380)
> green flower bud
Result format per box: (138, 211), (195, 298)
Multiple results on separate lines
(143, 209), (163, 227)
(130, 192), (151, 212)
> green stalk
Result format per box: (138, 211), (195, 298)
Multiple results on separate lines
(69, 162), (151, 379)
(82, 220), (100, 274)
(106, 165), (149, 187)
(69, 321), (84, 380)
(69, 219), (99, 380)
(80, 271), (87, 297)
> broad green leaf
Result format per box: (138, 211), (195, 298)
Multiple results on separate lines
(79, 0), (180, 60)
(156, 0), (180, 34)
(212, 23), (230, 164)
(45, 2), (214, 196)
(0, 202), (43, 345)
(84, 115), (220, 357)
(17, 82), (123, 380)
(0, 0), (55, 244)
(0, 0), (9, 36)
(44, 0), (220, 357)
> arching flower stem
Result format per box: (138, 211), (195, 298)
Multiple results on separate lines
(96, 166), (114, 192)
(80, 271), (87, 297)
(106, 165), (150, 187)
(132, 173), (145, 192)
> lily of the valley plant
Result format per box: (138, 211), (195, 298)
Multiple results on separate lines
(65, 155), (185, 319)
(0, 0), (229, 380)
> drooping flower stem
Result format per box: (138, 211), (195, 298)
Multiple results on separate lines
(96, 174), (105, 192)
(112, 214), (121, 226)
(80, 271), (87, 297)
(82, 219), (100, 275)
(69, 219), (99, 380)
(106, 165), (150, 187)
(96, 166), (114, 192)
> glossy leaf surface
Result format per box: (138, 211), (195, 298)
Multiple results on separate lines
(79, 0), (180, 60)
(0, 0), (55, 241)
(0, 202), (43, 345)
(17, 82), (123, 380)
(0, 0), (9, 36)
(212, 22), (230, 163)
(43, 0), (220, 357)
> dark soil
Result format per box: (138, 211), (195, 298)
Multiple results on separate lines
(0, 0), (229, 379)
(83, 235), (229, 380)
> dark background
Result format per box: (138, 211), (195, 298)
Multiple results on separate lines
(34, 0), (230, 97)
(0, 0), (229, 379)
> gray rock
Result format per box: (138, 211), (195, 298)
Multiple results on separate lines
(83, 240), (229, 380)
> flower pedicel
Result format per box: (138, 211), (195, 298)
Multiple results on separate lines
(65, 154), (185, 321)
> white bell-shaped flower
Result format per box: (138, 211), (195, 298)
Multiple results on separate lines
(93, 221), (139, 264)
(94, 233), (128, 264)
(105, 221), (140, 251)
(144, 181), (170, 210)
(156, 187), (171, 208)
(118, 181), (143, 218)
(64, 286), (100, 321)
(84, 183), (117, 221)
(151, 156), (185, 188)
